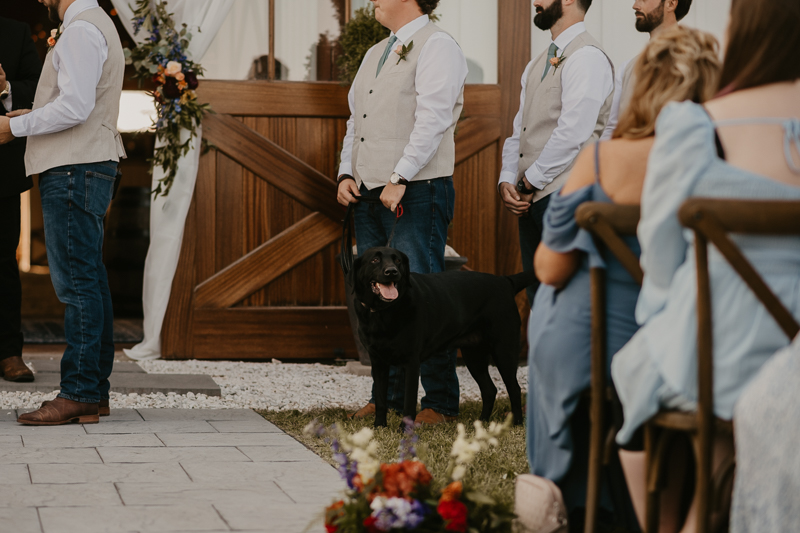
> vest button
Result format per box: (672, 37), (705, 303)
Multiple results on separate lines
(363, 114), (367, 118)
(523, 127), (527, 131)
(519, 154), (523, 158)
(369, 90), (373, 94)
(361, 138), (365, 142)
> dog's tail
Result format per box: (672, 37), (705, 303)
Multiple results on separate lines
(505, 270), (540, 294)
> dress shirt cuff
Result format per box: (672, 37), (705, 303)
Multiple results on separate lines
(524, 166), (547, 190)
(1, 82), (11, 113)
(393, 158), (419, 182)
(338, 162), (353, 178)
(498, 170), (517, 191)
(9, 115), (28, 138)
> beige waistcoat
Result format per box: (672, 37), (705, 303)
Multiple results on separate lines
(618, 55), (638, 120)
(351, 22), (464, 190)
(25, 7), (126, 176)
(518, 32), (614, 203)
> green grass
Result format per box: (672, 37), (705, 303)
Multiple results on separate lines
(258, 398), (527, 508)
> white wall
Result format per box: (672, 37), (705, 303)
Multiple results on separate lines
(531, 0), (732, 72)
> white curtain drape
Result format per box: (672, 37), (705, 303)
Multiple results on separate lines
(110, 0), (234, 360)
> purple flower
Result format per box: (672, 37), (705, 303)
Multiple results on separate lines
(398, 417), (420, 461)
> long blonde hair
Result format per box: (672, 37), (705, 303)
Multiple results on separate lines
(614, 26), (721, 139)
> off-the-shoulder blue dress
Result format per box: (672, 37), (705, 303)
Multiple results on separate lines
(611, 101), (800, 445)
(526, 143), (641, 512)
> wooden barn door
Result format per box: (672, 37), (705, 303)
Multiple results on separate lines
(160, 0), (530, 360)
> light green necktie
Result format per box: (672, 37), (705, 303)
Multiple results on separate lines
(541, 43), (559, 81)
(376, 35), (398, 77)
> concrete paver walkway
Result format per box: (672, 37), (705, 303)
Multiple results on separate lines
(0, 408), (341, 533)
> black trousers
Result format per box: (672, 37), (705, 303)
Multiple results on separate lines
(0, 194), (23, 361)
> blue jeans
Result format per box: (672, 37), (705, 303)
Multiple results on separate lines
(39, 162), (117, 404)
(354, 177), (460, 417)
(518, 194), (552, 306)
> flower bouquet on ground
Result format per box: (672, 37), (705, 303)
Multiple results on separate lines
(123, 0), (209, 198)
(305, 416), (516, 533)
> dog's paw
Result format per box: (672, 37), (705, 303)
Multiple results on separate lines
(373, 420), (388, 429)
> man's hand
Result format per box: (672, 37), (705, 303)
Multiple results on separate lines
(499, 182), (532, 217)
(380, 182), (406, 212)
(0, 116), (15, 145)
(337, 177), (361, 206)
(7, 109), (31, 118)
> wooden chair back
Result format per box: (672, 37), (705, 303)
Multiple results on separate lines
(575, 202), (642, 533)
(669, 198), (800, 533)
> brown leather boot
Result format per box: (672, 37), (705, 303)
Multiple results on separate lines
(17, 397), (99, 426)
(414, 408), (456, 425)
(348, 402), (376, 419)
(99, 399), (110, 417)
(0, 356), (34, 382)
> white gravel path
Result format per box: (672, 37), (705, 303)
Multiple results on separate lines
(0, 360), (528, 411)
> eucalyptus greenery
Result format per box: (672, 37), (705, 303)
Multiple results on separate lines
(124, 0), (210, 198)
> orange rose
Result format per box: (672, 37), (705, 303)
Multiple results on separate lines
(440, 481), (463, 502)
(47, 37), (56, 47)
(550, 57), (559, 66)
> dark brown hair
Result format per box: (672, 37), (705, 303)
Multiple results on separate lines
(415, 0), (440, 16)
(718, 0), (800, 93)
(675, 0), (692, 21)
(615, 26), (721, 139)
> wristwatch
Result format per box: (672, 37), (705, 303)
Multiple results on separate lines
(390, 172), (408, 186)
(516, 177), (537, 195)
(0, 82), (9, 100)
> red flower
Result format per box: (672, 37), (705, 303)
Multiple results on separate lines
(184, 70), (199, 90)
(437, 499), (468, 533)
(162, 77), (181, 99)
(363, 515), (380, 533)
(324, 500), (345, 532)
(325, 525), (338, 533)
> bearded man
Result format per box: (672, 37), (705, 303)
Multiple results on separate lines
(498, 0), (614, 307)
(0, 0), (125, 425)
(602, 0), (693, 139)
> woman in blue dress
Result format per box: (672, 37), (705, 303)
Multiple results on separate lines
(525, 26), (721, 528)
(611, 0), (800, 530)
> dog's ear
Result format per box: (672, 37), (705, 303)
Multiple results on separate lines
(398, 250), (411, 288)
(347, 256), (362, 294)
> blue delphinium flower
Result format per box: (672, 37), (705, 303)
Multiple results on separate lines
(398, 417), (419, 461)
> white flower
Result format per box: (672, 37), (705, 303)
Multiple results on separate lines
(350, 427), (374, 449)
(51, 29), (58, 38)
(165, 61), (182, 76)
(371, 496), (388, 511)
(452, 465), (467, 481)
(394, 44), (403, 56)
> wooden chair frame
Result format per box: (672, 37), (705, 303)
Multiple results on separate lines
(643, 198), (800, 533)
(575, 202), (642, 533)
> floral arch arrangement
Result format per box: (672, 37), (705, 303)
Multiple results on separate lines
(124, 0), (209, 198)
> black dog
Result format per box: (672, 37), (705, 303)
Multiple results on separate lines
(350, 246), (537, 428)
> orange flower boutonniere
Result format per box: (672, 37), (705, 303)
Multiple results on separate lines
(47, 28), (62, 49)
(550, 51), (567, 75)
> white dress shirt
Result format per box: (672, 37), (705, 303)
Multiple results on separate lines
(499, 22), (614, 190)
(600, 57), (632, 141)
(10, 0), (108, 138)
(338, 15), (468, 181)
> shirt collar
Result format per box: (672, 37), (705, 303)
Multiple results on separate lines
(552, 21), (586, 53)
(392, 14), (429, 45)
(63, 0), (100, 29)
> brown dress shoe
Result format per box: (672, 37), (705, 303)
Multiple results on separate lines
(0, 356), (34, 383)
(99, 399), (110, 417)
(17, 397), (99, 426)
(414, 408), (456, 425)
(348, 402), (376, 419)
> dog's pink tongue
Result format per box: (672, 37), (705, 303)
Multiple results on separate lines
(378, 282), (398, 300)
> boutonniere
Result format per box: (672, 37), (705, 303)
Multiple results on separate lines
(550, 51), (567, 75)
(47, 27), (62, 50)
(395, 40), (414, 65)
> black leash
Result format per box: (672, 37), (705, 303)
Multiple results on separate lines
(339, 197), (404, 276)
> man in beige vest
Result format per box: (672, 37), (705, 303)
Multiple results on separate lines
(0, 0), (125, 425)
(498, 0), (614, 306)
(336, 0), (467, 425)
(601, 0), (693, 140)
